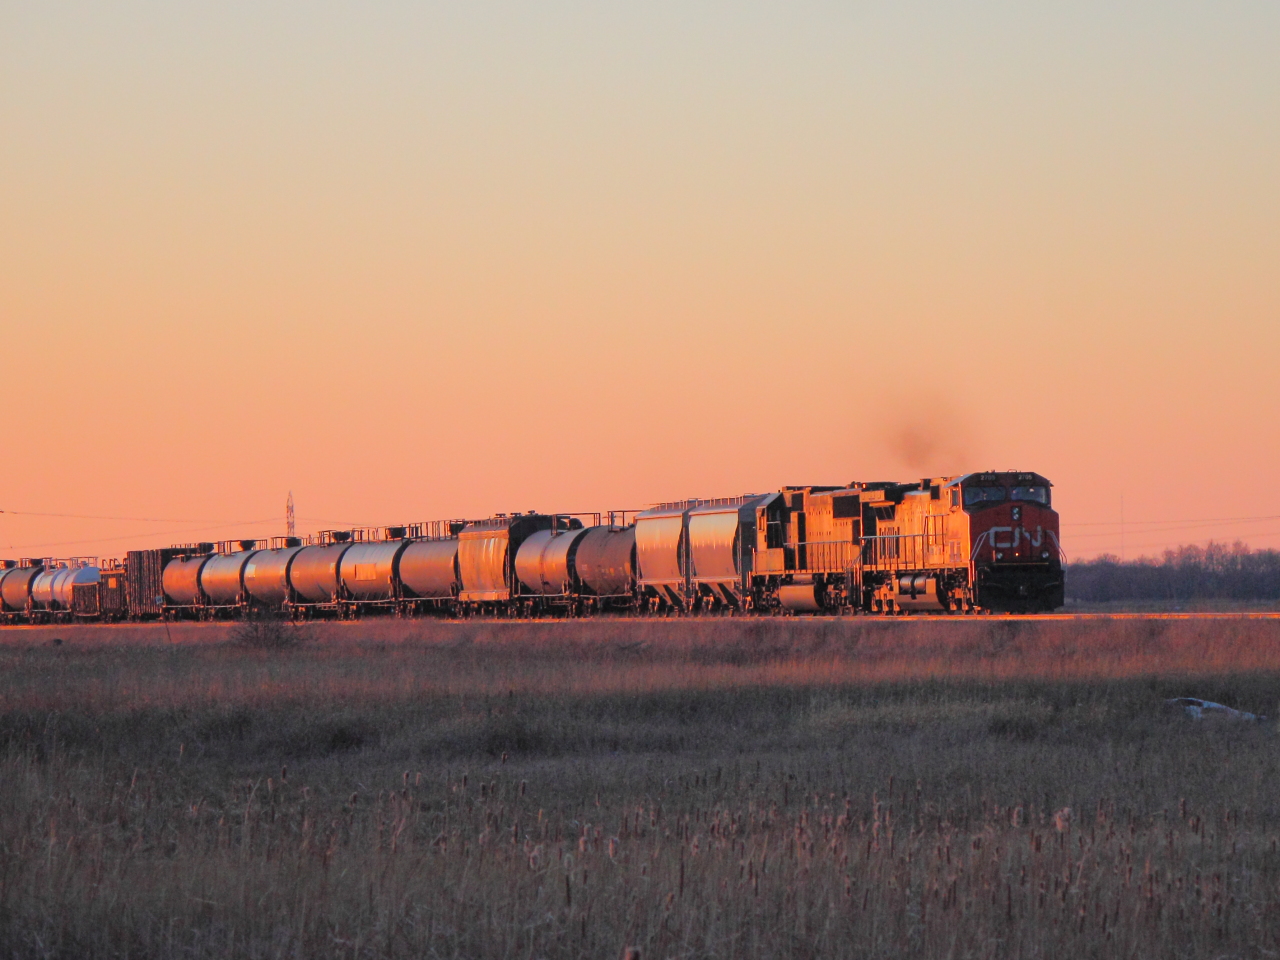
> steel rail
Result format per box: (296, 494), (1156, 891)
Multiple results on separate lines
(4, 611), (1280, 631)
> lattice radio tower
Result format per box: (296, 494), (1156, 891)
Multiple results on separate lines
(286, 491), (296, 537)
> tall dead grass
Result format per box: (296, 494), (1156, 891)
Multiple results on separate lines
(1, 618), (1279, 958)
(4, 617), (1279, 713)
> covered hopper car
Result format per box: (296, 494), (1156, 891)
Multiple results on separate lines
(0, 471), (1063, 624)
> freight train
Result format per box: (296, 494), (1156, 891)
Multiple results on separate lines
(0, 471), (1064, 623)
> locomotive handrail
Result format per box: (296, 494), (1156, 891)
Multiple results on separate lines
(649, 494), (763, 512)
(404, 520), (468, 540)
(773, 535), (929, 574)
(860, 533), (927, 571)
(781, 540), (860, 573)
(1047, 529), (1068, 565)
(548, 513), (602, 532)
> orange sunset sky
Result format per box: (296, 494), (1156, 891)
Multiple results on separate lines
(2, 2), (1278, 561)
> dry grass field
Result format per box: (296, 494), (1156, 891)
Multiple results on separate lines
(3, 616), (1280, 959)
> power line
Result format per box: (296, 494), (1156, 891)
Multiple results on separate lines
(1066, 520), (1280, 540)
(1064, 514), (1280, 528)
(0, 507), (270, 524)
(4, 517), (282, 552)
(296, 516), (384, 527)
(0, 506), (373, 529)
(5, 515), (422, 552)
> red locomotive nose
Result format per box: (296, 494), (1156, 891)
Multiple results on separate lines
(972, 502), (1059, 563)
(954, 472), (1063, 612)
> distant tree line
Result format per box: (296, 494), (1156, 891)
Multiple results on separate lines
(1065, 542), (1280, 602)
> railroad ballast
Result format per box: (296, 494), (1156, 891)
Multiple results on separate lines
(0, 471), (1064, 622)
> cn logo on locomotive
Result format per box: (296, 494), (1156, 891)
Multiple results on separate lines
(988, 526), (1044, 551)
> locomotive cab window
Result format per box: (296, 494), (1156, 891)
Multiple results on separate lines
(1010, 486), (1049, 505)
(963, 486), (1006, 506)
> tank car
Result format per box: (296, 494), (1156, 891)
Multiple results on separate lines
(194, 541), (260, 611)
(288, 535), (353, 611)
(398, 538), (461, 608)
(163, 553), (212, 611)
(0, 560), (45, 620)
(566, 524), (636, 613)
(514, 526), (589, 613)
(510, 519), (639, 616)
(339, 532), (408, 608)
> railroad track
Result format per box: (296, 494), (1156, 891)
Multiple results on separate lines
(925, 612), (1280, 621)
(3, 611), (1280, 631)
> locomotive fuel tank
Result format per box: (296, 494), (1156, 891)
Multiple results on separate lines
(515, 527), (589, 596)
(895, 573), (944, 611)
(288, 543), (352, 604)
(573, 525), (636, 597)
(243, 545), (305, 606)
(2, 564), (44, 612)
(398, 539), (460, 599)
(200, 548), (261, 606)
(340, 540), (410, 602)
(778, 582), (822, 612)
(163, 555), (212, 606)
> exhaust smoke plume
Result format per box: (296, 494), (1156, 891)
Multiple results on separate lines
(880, 396), (984, 476)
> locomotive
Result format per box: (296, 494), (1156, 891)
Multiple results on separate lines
(0, 471), (1063, 622)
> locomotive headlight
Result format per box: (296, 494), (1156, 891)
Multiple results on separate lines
(1042, 551), (1049, 559)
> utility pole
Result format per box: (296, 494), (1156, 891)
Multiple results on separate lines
(287, 491), (296, 537)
